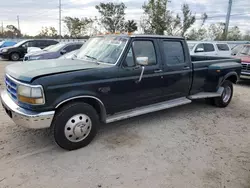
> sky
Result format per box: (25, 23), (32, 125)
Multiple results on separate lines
(0, 0), (249, 36)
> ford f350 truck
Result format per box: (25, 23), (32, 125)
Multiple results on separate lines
(1, 35), (242, 150)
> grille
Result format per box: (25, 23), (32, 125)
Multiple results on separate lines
(242, 63), (250, 71)
(5, 75), (18, 100)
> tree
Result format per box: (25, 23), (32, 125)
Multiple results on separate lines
(141, 0), (168, 35)
(141, 1), (203, 36)
(64, 17), (93, 38)
(4, 25), (21, 38)
(95, 2), (126, 33)
(227, 26), (241, 41)
(207, 22), (225, 40)
(186, 28), (207, 40)
(38, 27), (58, 38)
(124, 20), (138, 33)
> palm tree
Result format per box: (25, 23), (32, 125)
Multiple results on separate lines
(125, 20), (138, 33)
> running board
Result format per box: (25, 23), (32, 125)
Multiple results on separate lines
(188, 87), (224, 100)
(105, 97), (192, 123)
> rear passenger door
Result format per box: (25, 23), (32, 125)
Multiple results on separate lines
(161, 39), (192, 100)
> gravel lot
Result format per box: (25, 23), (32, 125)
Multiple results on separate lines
(0, 60), (250, 188)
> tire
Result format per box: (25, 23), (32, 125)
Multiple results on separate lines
(10, 52), (20, 61)
(52, 102), (99, 150)
(214, 80), (233, 108)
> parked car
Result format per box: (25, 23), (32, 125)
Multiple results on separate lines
(0, 41), (16, 49)
(0, 39), (58, 61)
(1, 35), (241, 150)
(23, 42), (83, 61)
(234, 44), (250, 78)
(231, 44), (246, 56)
(187, 41), (231, 56)
(25, 45), (56, 56)
(58, 49), (79, 59)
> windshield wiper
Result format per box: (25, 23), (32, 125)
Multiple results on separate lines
(84, 55), (100, 64)
(85, 55), (97, 60)
(240, 52), (248, 55)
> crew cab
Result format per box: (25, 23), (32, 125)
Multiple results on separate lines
(0, 35), (241, 150)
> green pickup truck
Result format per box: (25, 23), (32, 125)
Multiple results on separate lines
(1, 35), (242, 150)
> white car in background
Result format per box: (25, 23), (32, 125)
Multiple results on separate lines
(187, 41), (231, 57)
(26, 45), (56, 56)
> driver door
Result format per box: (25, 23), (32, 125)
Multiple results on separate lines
(108, 39), (165, 112)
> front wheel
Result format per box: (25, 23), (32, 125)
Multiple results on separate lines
(213, 80), (233, 108)
(10, 52), (20, 61)
(52, 102), (99, 150)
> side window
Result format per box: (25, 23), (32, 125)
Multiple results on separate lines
(123, 47), (135, 67)
(133, 41), (157, 65)
(204, 43), (215, 52)
(163, 41), (185, 65)
(22, 41), (34, 48)
(216, 44), (230, 51)
(195, 43), (204, 52)
(75, 44), (83, 50)
(64, 45), (76, 52)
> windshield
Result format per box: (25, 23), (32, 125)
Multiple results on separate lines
(76, 36), (128, 64)
(43, 45), (55, 51)
(13, 40), (27, 47)
(239, 46), (250, 56)
(47, 43), (66, 52)
(0, 41), (4, 46)
(187, 43), (196, 51)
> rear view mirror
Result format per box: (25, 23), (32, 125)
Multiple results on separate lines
(136, 57), (149, 66)
(195, 48), (204, 52)
(60, 49), (67, 55)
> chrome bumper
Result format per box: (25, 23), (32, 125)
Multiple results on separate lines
(0, 90), (55, 129)
(240, 71), (250, 79)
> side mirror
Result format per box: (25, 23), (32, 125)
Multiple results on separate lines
(60, 49), (67, 55)
(195, 48), (204, 52)
(136, 57), (149, 66)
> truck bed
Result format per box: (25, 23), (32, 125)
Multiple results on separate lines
(190, 55), (242, 94)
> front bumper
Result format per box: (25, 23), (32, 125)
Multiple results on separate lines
(0, 90), (55, 129)
(240, 71), (250, 79)
(0, 52), (9, 59)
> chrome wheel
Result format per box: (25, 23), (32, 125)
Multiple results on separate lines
(64, 114), (92, 142)
(222, 86), (232, 103)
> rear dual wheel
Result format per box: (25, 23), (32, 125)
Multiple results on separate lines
(206, 80), (233, 108)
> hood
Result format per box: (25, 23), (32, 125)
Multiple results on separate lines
(237, 56), (250, 63)
(0, 46), (15, 51)
(27, 51), (60, 60)
(5, 59), (111, 82)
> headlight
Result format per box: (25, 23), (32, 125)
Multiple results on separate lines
(29, 56), (41, 60)
(17, 85), (44, 104)
(2, 49), (8, 52)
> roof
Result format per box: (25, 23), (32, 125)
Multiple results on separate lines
(95, 34), (184, 39)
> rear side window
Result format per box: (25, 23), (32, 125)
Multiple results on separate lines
(48, 40), (58, 45)
(216, 44), (230, 51)
(64, 44), (79, 52)
(163, 41), (185, 65)
(203, 43), (215, 52)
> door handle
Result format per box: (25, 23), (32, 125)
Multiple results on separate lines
(183, 66), (190, 70)
(154, 69), (163, 73)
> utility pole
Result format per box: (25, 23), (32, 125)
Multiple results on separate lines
(1, 22), (3, 34)
(17, 15), (20, 31)
(59, 0), (62, 40)
(224, 0), (232, 40)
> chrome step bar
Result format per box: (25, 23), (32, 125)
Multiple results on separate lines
(105, 97), (192, 123)
(187, 87), (224, 100)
